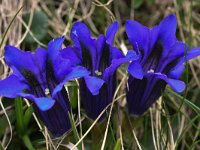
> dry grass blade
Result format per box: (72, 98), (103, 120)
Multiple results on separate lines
(92, 0), (115, 21)
(15, 8), (34, 47)
(63, 0), (80, 36)
(100, 75), (126, 150)
(150, 108), (158, 150)
(17, 17), (47, 47)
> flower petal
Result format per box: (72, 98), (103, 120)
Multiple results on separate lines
(52, 66), (90, 97)
(126, 50), (140, 59)
(48, 36), (65, 62)
(125, 20), (149, 53)
(158, 14), (177, 48)
(61, 46), (82, 65)
(167, 78), (186, 93)
(153, 14), (178, 62)
(34, 47), (48, 71)
(96, 35), (106, 69)
(70, 22), (96, 71)
(183, 47), (200, 62)
(4, 46), (47, 87)
(103, 50), (139, 81)
(96, 35), (110, 72)
(5, 46), (35, 73)
(105, 21), (119, 44)
(34, 97), (56, 111)
(110, 46), (124, 60)
(146, 72), (185, 93)
(126, 72), (185, 116)
(70, 22), (91, 42)
(158, 41), (187, 72)
(168, 64), (185, 79)
(84, 76), (105, 95)
(127, 61), (144, 79)
(169, 47), (200, 79)
(17, 93), (36, 100)
(53, 56), (72, 82)
(0, 75), (29, 98)
(126, 76), (149, 116)
(80, 79), (109, 120)
(34, 101), (71, 137)
(149, 25), (159, 51)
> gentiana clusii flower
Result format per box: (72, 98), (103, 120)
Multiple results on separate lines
(61, 22), (137, 120)
(125, 14), (200, 115)
(0, 36), (89, 136)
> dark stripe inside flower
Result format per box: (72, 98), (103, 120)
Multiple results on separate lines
(0, 36), (89, 136)
(125, 14), (200, 116)
(60, 22), (137, 120)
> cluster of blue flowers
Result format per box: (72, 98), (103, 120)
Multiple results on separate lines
(0, 14), (200, 137)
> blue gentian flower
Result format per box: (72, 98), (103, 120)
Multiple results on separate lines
(61, 22), (135, 120)
(125, 14), (200, 115)
(0, 36), (89, 136)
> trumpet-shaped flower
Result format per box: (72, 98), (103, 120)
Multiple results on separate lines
(62, 22), (135, 120)
(125, 14), (200, 115)
(0, 36), (89, 136)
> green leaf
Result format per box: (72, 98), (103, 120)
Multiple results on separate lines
(132, 0), (144, 9)
(23, 106), (34, 129)
(68, 85), (78, 109)
(15, 98), (25, 135)
(65, 81), (78, 87)
(166, 88), (200, 114)
(22, 135), (35, 150)
(68, 112), (81, 149)
(114, 138), (121, 150)
(24, 11), (48, 44)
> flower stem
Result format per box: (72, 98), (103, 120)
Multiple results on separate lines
(22, 134), (35, 150)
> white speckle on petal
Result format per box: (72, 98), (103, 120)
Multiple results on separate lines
(72, 30), (78, 36)
(45, 88), (50, 97)
(148, 69), (155, 73)
(95, 70), (102, 76)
